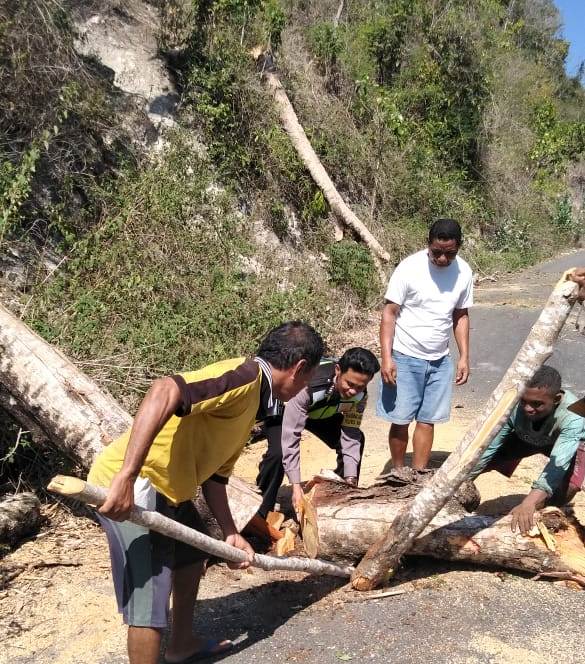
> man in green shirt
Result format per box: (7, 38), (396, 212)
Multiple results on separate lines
(471, 366), (585, 534)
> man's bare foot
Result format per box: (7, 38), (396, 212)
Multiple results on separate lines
(164, 637), (233, 663)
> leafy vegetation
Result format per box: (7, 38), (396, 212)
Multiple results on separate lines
(2, 0), (585, 402)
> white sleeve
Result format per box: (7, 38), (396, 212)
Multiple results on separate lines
(384, 262), (408, 305)
(456, 271), (474, 309)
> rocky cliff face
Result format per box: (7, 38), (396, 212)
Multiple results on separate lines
(72, 0), (178, 148)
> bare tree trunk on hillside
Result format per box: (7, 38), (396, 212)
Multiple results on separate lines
(351, 272), (581, 590)
(333, 1), (345, 27)
(253, 49), (390, 277)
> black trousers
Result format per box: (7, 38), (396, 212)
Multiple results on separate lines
(255, 414), (365, 518)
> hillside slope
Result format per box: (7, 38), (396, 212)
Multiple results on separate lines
(1, 0), (585, 460)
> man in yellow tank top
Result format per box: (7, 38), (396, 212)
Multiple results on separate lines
(89, 321), (324, 664)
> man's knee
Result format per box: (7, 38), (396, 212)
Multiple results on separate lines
(259, 442), (283, 467)
(550, 483), (580, 507)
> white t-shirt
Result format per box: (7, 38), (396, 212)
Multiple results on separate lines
(384, 249), (473, 360)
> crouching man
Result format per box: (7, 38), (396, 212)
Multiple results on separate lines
(470, 366), (585, 534)
(88, 321), (324, 664)
(256, 347), (379, 517)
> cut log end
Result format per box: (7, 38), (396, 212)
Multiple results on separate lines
(0, 492), (42, 545)
(47, 474), (86, 498)
(300, 493), (320, 559)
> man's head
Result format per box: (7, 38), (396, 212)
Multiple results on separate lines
(257, 321), (324, 401)
(335, 347), (380, 399)
(520, 366), (562, 421)
(428, 218), (462, 268)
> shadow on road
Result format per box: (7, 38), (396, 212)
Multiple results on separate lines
(170, 576), (346, 662)
(475, 493), (527, 515)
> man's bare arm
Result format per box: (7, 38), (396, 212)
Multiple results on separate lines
(202, 479), (255, 568)
(452, 308), (470, 385)
(380, 302), (400, 385)
(98, 377), (182, 521)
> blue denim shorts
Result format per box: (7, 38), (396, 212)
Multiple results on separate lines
(376, 350), (454, 425)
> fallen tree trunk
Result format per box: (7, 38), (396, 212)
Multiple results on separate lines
(253, 48), (390, 270)
(0, 303), (131, 463)
(303, 479), (585, 581)
(48, 475), (353, 578)
(352, 272), (580, 590)
(0, 492), (42, 545)
(196, 475), (264, 534)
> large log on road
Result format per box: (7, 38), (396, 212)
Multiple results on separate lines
(303, 478), (585, 581)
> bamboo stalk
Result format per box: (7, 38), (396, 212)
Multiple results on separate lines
(48, 475), (353, 579)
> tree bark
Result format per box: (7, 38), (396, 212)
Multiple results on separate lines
(0, 303), (132, 464)
(333, 1), (345, 27)
(303, 479), (585, 581)
(0, 492), (42, 545)
(351, 272), (580, 590)
(48, 475), (353, 578)
(253, 49), (390, 271)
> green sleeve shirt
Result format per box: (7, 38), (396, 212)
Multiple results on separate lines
(471, 390), (585, 495)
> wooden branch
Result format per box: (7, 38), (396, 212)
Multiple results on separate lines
(333, 1), (345, 27)
(351, 271), (580, 590)
(252, 48), (390, 269)
(48, 475), (353, 579)
(0, 303), (132, 464)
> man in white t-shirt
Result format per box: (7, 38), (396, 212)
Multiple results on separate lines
(377, 218), (473, 470)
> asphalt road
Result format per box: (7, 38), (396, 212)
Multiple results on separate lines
(456, 249), (585, 407)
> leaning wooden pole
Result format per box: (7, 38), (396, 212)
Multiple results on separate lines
(48, 475), (353, 579)
(253, 49), (390, 269)
(352, 271), (580, 590)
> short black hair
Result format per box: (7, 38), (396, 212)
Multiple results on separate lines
(526, 366), (562, 395)
(428, 218), (462, 245)
(338, 347), (380, 377)
(257, 321), (324, 371)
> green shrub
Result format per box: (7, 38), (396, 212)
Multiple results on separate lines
(327, 240), (377, 304)
(310, 21), (342, 68)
